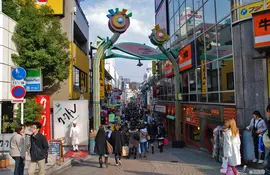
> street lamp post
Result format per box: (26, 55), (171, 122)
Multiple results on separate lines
(149, 25), (183, 142)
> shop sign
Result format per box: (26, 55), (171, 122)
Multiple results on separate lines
(238, 0), (270, 21)
(35, 0), (64, 15)
(178, 44), (193, 72)
(155, 105), (166, 113)
(24, 69), (43, 92)
(253, 9), (270, 49)
(268, 58), (270, 98)
(36, 95), (51, 140)
(164, 60), (174, 77)
(197, 105), (222, 121)
(53, 100), (89, 146)
(201, 60), (207, 96)
(100, 60), (105, 99)
(0, 134), (12, 152)
(152, 61), (157, 75)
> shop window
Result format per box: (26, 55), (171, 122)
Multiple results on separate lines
(207, 61), (218, 92)
(198, 94), (207, 102)
(183, 95), (189, 102)
(180, 23), (187, 40)
(194, 0), (203, 11)
(217, 16), (232, 58)
(197, 66), (202, 92)
(180, 4), (186, 26)
(169, 0), (174, 19)
(208, 93), (219, 103)
(190, 94), (197, 102)
(187, 15), (195, 41)
(219, 57), (234, 91)
(182, 71), (189, 93)
(174, 0), (179, 13)
(216, 0), (230, 23)
(170, 18), (175, 36)
(73, 66), (88, 92)
(186, 0), (193, 11)
(189, 69), (196, 92)
(188, 125), (200, 142)
(204, 0), (216, 30)
(175, 11), (180, 32)
(195, 36), (206, 66)
(221, 92), (235, 103)
(205, 27), (218, 61)
(197, 64), (207, 94)
(1, 102), (14, 133)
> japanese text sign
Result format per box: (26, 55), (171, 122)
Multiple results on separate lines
(0, 134), (12, 152)
(178, 44), (193, 72)
(253, 9), (270, 48)
(53, 100), (89, 146)
(36, 95), (51, 140)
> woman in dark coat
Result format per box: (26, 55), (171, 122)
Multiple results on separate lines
(148, 121), (158, 154)
(110, 125), (123, 166)
(94, 126), (108, 168)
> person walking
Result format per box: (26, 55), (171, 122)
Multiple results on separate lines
(128, 125), (140, 159)
(28, 122), (49, 175)
(246, 110), (267, 163)
(94, 126), (109, 168)
(264, 105), (270, 175)
(157, 123), (165, 153)
(110, 125), (123, 166)
(70, 121), (80, 152)
(10, 124), (25, 175)
(148, 121), (158, 154)
(223, 119), (241, 175)
(139, 124), (148, 158)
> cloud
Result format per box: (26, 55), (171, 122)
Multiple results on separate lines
(81, 0), (155, 82)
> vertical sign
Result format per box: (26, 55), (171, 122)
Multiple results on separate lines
(100, 60), (105, 99)
(201, 60), (207, 96)
(152, 61), (156, 75)
(268, 59), (270, 98)
(36, 95), (51, 140)
(24, 69), (43, 92)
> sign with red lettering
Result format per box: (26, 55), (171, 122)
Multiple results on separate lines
(36, 95), (51, 140)
(253, 10), (270, 48)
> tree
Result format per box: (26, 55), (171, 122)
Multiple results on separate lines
(11, 0), (70, 88)
(2, 0), (20, 21)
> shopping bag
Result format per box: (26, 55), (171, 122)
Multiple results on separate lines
(106, 141), (113, 154)
(263, 130), (270, 149)
(163, 138), (169, 146)
(259, 134), (265, 152)
(220, 157), (228, 174)
(122, 146), (129, 156)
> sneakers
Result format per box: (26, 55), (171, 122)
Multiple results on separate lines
(116, 163), (119, 166)
(119, 161), (122, 165)
(253, 159), (258, 163)
(258, 160), (264, 164)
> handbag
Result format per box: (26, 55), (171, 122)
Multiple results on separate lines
(258, 134), (265, 152)
(146, 135), (151, 141)
(106, 141), (113, 154)
(220, 157), (228, 174)
(263, 130), (270, 149)
(163, 138), (169, 146)
(122, 146), (129, 156)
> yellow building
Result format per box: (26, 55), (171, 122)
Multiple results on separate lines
(44, 0), (90, 105)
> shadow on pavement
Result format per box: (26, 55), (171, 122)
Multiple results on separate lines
(124, 170), (169, 175)
(71, 160), (100, 168)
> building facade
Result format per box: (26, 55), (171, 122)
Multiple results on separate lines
(154, 0), (236, 152)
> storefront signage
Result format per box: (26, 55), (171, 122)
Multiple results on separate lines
(0, 134), (12, 152)
(24, 69), (43, 92)
(253, 9), (270, 49)
(178, 44), (193, 72)
(268, 59), (270, 98)
(197, 105), (222, 121)
(201, 60), (207, 96)
(100, 60), (105, 99)
(152, 61), (157, 75)
(53, 100), (89, 146)
(164, 60), (174, 77)
(35, 0), (64, 15)
(234, 0), (270, 22)
(36, 95), (51, 140)
(155, 0), (168, 34)
(155, 105), (166, 113)
(223, 108), (236, 121)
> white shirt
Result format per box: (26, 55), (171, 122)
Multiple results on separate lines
(140, 128), (148, 142)
(255, 119), (259, 128)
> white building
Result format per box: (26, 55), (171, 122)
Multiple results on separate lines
(105, 59), (120, 88)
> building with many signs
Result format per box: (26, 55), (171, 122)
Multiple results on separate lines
(152, 0), (270, 159)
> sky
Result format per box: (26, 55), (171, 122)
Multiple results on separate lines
(81, 0), (155, 82)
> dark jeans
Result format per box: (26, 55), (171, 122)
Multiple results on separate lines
(253, 135), (265, 160)
(115, 153), (121, 163)
(140, 142), (148, 153)
(265, 153), (270, 174)
(129, 146), (137, 158)
(13, 157), (24, 175)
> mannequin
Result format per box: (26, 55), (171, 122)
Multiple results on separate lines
(70, 121), (80, 152)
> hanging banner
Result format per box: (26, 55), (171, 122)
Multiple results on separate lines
(36, 95), (51, 140)
(201, 60), (207, 96)
(100, 59), (105, 99)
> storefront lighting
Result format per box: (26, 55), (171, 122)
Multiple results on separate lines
(197, 127), (200, 130)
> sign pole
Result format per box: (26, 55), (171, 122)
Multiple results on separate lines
(21, 103), (24, 124)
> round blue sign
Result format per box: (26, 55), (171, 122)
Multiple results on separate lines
(12, 86), (26, 99)
(241, 8), (247, 16)
(12, 67), (26, 80)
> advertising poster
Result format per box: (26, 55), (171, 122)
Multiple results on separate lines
(178, 44), (194, 72)
(155, 0), (168, 33)
(36, 95), (51, 140)
(35, 0), (64, 15)
(164, 60), (174, 77)
(201, 60), (207, 96)
(53, 100), (89, 146)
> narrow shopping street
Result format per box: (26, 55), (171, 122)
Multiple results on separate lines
(57, 146), (220, 175)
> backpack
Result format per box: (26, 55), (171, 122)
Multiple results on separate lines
(263, 130), (270, 149)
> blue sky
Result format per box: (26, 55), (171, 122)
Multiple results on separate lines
(81, 0), (154, 82)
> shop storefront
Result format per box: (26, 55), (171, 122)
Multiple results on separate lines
(153, 104), (167, 125)
(166, 104), (175, 141)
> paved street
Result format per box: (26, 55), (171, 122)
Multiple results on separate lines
(56, 146), (221, 175)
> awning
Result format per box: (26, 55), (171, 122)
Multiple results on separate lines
(166, 115), (175, 120)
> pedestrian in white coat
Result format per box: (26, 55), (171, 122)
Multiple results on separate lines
(223, 119), (241, 175)
(70, 121), (80, 152)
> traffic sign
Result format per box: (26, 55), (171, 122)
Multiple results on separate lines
(12, 86), (26, 99)
(12, 80), (26, 86)
(11, 99), (26, 104)
(12, 67), (26, 80)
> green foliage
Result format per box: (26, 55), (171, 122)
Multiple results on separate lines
(11, 0), (70, 87)
(2, 0), (19, 21)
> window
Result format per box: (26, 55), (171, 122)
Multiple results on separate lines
(217, 17), (232, 58)
(182, 72), (189, 93)
(73, 66), (88, 92)
(174, 0), (179, 13)
(189, 69), (196, 92)
(207, 61), (218, 92)
(175, 11), (180, 32)
(204, 0), (216, 30)
(194, 0), (203, 11)
(208, 93), (219, 103)
(216, 0), (230, 22)
(180, 4), (186, 26)
(219, 57), (234, 91)
(188, 125), (200, 142)
(195, 36), (206, 66)
(170, 18), (175, 36)
(169, 0), (174, 19)
(221, 92), (235, 103)
(1, 102), (14, 133)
